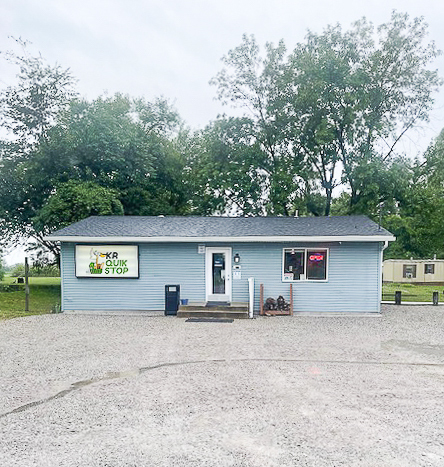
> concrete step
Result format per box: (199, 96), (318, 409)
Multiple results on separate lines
(177, 302), (249, 319)
(177, 309), (249, 319)
(179, 304), (248, 313)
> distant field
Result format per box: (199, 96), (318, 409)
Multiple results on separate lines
(382, 283), (444, 303)
(0, 275), (61, 320)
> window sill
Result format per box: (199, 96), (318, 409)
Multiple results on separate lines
(282, 279), (328, 283)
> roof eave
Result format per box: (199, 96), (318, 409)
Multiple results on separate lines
(43, 235), (396, 243)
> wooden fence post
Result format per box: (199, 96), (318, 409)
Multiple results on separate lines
(25, 257), (29, 312)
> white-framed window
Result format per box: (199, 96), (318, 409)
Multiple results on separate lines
(282, 248), (328, 282)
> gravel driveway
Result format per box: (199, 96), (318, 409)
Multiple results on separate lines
(1, 306), (444, 466)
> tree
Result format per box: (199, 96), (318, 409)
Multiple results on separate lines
(185, 117), (268, 215)
(1, 94), (187, 256)
(210, 35), (310, 216)
(211, 12), (442, 216)
(0, 43), (77, 260)
(285, 12), (442, 214)
(422, 127), (444, 184)
(382, 129), (444, 259)
(0, 38), (77, 147)
(0, 53), (188, 259)
(34, 180), (124, 233)
(383, 183), (444, 259)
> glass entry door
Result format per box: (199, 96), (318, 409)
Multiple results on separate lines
(205, 247), (232, 302)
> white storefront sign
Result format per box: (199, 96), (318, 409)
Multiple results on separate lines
(75, 245), (139, 278)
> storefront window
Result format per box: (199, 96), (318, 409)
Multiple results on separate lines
(283, 250), (305, 280)
(307, 251), (327, 280)
(283, 248), (328, 281)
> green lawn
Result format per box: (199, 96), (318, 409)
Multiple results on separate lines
(0, 275), (61, 320)
(382, 282), (444, 303)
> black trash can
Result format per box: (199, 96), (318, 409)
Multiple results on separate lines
(165, 285), (180, 315)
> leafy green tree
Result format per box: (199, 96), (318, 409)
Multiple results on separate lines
(210, 36), (310, 215)
(0, 43), (76, 258)
(382, 129), (444, 259)
(212, 12), (442, 216)
(34, 180), (123, 231)
(0, 38), (77, 147)
(285, 12), (441, 214)
(384, 183), (444, 259)
(121, 127), (191, 216)
(422, 128), (444, 184)
(0, 64), (188, 258)
(185, 117), (268, 215)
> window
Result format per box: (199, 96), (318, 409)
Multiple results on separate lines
(283, 250), (305, 280)
(425, 264), (435, 274)
(307, 251), (327, 280)
(283, 248), (328, 281)
(403, 265), (417, 278)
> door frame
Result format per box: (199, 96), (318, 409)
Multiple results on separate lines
(205, 247), (232, 303)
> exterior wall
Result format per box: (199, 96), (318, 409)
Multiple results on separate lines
(382, 261), (394, 282)
(61, 242), (205, 312)
(61, 241), (382, 313)
(383, 260), (444, 283)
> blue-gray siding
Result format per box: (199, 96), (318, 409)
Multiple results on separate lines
(61, 241), (382, 313)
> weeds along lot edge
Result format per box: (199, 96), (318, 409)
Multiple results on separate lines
(0, 276), (61, 320)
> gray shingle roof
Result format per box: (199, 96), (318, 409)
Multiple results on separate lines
(45, 215), (394, 240)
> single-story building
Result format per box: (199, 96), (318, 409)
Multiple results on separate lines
(383, 258), (444, 284)
(44, 215), (395, 315)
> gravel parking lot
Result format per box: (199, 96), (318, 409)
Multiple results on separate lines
(1, 305), (444, 466)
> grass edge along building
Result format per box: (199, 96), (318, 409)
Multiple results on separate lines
(44, 215), (395, 315)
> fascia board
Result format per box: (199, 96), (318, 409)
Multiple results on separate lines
(43, 235), (396, 243)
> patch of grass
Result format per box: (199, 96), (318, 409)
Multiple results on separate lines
(0, 276), (61, 320)
(382, 283), (444, 303)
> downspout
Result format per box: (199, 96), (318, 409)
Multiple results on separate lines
(379, 241), (389, 312)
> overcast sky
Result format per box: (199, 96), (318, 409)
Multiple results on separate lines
(1, 0), (444, 264)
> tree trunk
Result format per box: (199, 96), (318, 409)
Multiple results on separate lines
(324, 188), (332, 216)
(350, 188), (359, 211)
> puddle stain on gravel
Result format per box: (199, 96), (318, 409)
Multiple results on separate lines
(1, 357), (444, 419)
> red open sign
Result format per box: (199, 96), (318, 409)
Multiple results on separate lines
(309, 254), (324, 262)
